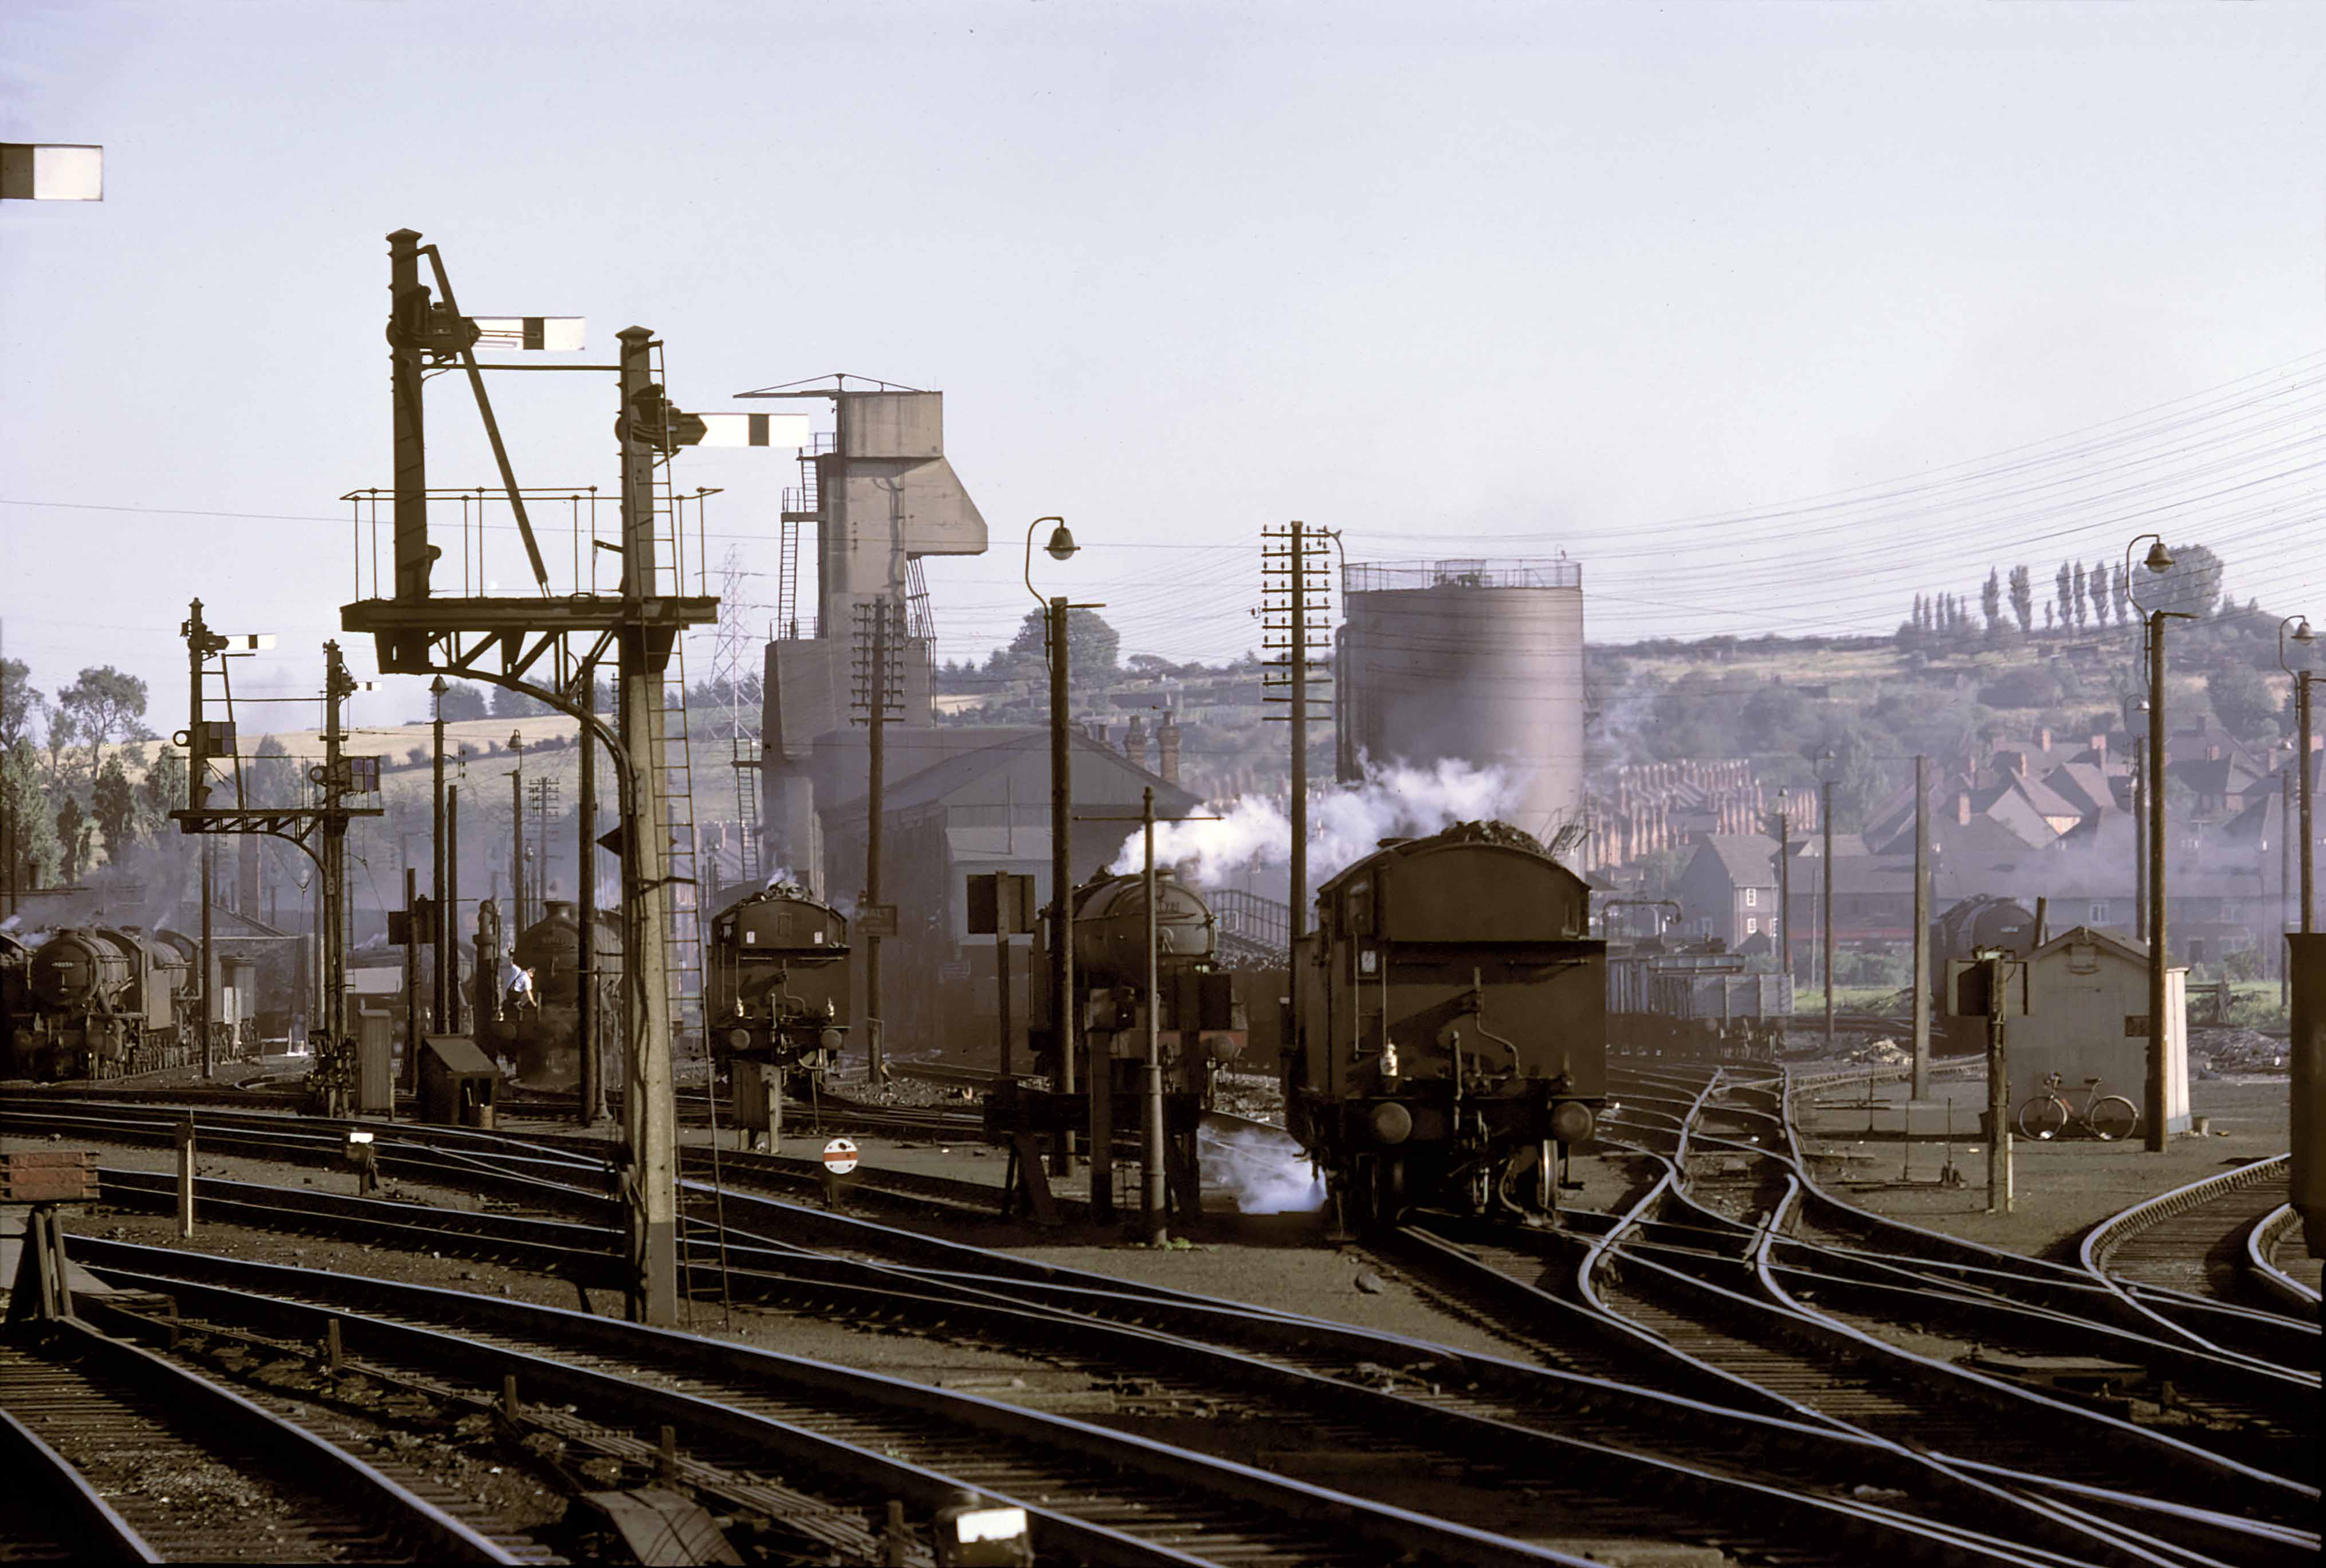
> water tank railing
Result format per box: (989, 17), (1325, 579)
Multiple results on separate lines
(1342, 559), (1582, 594)
(1211, 887), (1292, 952)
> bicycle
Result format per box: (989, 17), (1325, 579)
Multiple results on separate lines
(2015, 1071), (2139, 1141)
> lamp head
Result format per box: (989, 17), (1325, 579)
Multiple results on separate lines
(2295, 618), (2315, 645)
(1044, 521), (1078, 561)
(509, 730), (523, 750)
(2142, 540), (2175, 574)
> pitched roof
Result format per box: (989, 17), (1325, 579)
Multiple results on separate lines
(830, 730), (1198, 826)
(2039, 763), (2115, 818)
(2031, 923), (2151, 966)
(1689, 833), (1779, 887)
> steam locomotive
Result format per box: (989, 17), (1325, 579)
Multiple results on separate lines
(4, 925), (199, 1080)
(470, 898), (621, 1087)
(1931, 894), (2039, 1055)
(985, 867), (1250, 1211)
(1285, 821), (1606, 1225)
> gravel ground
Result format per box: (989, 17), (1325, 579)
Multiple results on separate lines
(1796, 1071), (2291, 1260)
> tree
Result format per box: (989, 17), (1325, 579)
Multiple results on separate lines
(140, 747), (186, 842)
(2206, 666), (2277, 741)
(1008, 607), (1120, 681)
(1981, 569), (2001, 632)
(2111, 561), (2131, 623)
(1912, 593), (1926, 632)
(57, 666), (153, 780)
(491, 684), (547, 719)
(2072, 561), (2089, 628)
(2, 742), (62, 890)
(56, 795), (91, 882)
(1, 658), (45, 748)
(246, 734), (300, 808)
(2089, 557), (2113, 626)
(2054, 562), (2073, 632)
(2008, 565), (2034, 633)
(91, 755), (139, 861)
(1807, 728), (1887, 832)
(436, 683), (489, 722)
(2147, 542), (2225, 619)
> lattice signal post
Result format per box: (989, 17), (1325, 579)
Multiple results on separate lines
(850, 596), (907, 1082)
(1262, 522), (1336, 950)
(338, 229), (795, 1327)
(171, 605), (381, 1072)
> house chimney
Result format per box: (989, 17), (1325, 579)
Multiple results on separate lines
(1157, 713), (1182, 786)
(1124, 713), (1150, 771)
(2091, 733), (2107, 764)
(1956, 794), (1971, 826)
(2038, 727), (2052, 753)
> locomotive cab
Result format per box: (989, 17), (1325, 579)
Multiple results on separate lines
(1288, 822), (1606, 1225)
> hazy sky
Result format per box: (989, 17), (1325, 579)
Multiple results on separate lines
(4, 1), (2323, 735)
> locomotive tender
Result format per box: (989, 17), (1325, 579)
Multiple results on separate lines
(705, 882), (851, 1102)
(1286, 820), (1606, 1223)
(471, 898), (621, 1087)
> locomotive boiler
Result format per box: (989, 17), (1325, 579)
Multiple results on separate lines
(472, 898), (620, 1087)
(1286, 821), (1606, 1224)
(6, 926), (195, 1080)
(1931, 895), (2039, 1056)
(705, 883), (851, 1137)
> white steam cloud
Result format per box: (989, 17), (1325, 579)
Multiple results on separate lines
(1116, 757), (1524, 902)
(1198, 1118), (1328, 1213)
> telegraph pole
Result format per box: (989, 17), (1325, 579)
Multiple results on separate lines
(509, 732), (527, 935)
(1985, 949), (2011, 1213)
(1140, 788), (1167, 1246)
(200, 837), (215, 1079)
(1821, 765), (1835, 1054)
(1263, 522), (1332, 1040)
(858, 598), (895, 1084)
(1775, 791), (1791, 982)
(321, 641), (356, 1043)
(445, 785), (461, 1034)
(2285, 761), (2297, 1009)
(431, 676), (448, 1035)
(1912, 756), (1930, 1100)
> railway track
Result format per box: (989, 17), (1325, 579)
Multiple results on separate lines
(69, 1240), (1611, 1568)
(0, 1315), (522, 1563)
(2081, 1154), (2325, 1361)
(1422, 1068), (2318, 1567)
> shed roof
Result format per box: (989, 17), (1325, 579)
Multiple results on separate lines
(423, 1035), (501, 1075)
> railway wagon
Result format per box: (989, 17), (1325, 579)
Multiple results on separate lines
(1286, 820), (1606, 1224)
(1606, 944), (1790, 1062)
(6, 925), (196, 1080)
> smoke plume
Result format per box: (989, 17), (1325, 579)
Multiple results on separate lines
(1115, 757), (1522, 902)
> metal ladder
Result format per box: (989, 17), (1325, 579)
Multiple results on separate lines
(777, 445), (820, 640)
(644, 341), (706, 1056)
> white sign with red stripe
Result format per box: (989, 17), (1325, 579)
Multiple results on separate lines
(822, 1137), (859, 1176)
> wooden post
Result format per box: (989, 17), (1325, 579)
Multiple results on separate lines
(1986, 952), (2011, 1213)
(1911, 756), (1930, 1101)
(175, 1115), (195, 1238)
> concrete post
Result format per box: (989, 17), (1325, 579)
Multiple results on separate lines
(1985, 952), (2011, 1213)
(1912, 756), (1930, 1100)
(1141, 788), (1167, 1244)
(615, 325), (678, 1326)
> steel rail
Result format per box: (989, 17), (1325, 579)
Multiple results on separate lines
(0, 1404), (161, 1562)
(2246, 1203), (2323, 1314)
(0, 1316), (521, 1562)
(71, 1240), (1602, 1568)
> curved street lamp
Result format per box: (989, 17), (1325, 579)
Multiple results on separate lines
(1023, 516), (1093, 1197)
(2127, 534), (2184, 1153)
(2281, 617), (2316, 938)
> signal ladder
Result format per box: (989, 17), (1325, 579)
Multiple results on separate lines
(642, 341), (706, 1062)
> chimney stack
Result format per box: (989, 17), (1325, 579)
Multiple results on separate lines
(1157, 712), (1182, 786)
(1124, 713), (1150, 771)
(1956, 793), (1972, 827)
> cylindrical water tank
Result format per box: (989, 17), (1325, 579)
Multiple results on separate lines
(1336, 559), (1585, 839)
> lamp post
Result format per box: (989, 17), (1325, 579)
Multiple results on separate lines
(2280, 616), (2315, 940)
(1025, 516), (1091, 1193)
(2126, 696), (2149, 942)
(1819, 749), (1836, 1054)
(2128, 534), (2185, 1153)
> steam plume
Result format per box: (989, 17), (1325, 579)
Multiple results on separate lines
(1117, 757), (1523, 901)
